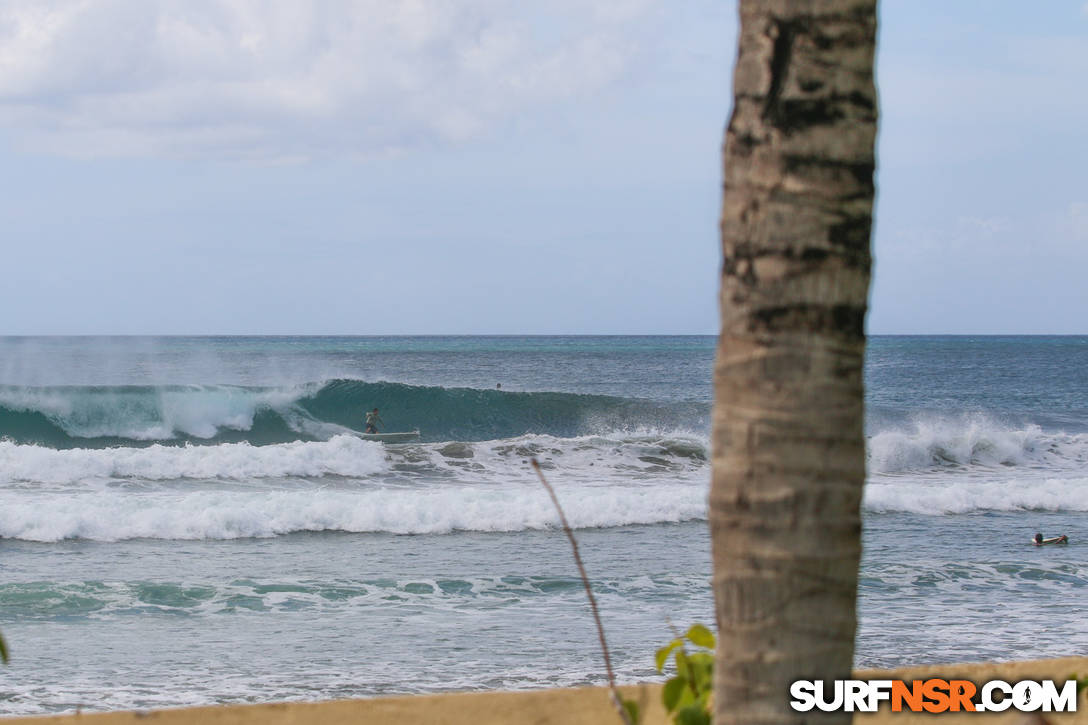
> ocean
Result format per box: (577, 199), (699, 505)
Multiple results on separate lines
(1, 335), (1086, 715)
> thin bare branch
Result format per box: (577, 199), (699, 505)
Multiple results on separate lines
(531, 458), (633, 725)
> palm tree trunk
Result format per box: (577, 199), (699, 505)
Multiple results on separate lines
(710, 1), (878, 723)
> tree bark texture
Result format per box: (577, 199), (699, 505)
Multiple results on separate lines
(711, 1), (877, 723)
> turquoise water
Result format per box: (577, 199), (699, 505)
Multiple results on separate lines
(2, 336), (1087, 714)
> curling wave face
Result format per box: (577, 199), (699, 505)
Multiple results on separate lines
(0, 380), (710, 447)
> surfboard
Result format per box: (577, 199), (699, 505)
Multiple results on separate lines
(355, 430), (421, 444)
(1033, 535), (1068, 546)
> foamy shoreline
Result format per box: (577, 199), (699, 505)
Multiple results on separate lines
(4, 657), (1087, 724)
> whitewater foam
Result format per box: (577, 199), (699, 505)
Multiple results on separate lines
(0, 480), (708, 542)
(864, 475), (1088, 515)
(0, 430), (710, 487)
(867, 415), (1088, 473)
(0, 436), (389, 485)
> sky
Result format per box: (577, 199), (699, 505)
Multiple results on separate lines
(0, 1), (1085, 335)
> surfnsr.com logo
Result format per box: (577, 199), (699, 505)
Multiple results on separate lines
(790, 679), (1078, 713)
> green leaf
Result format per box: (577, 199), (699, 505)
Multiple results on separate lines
(688, 653), (713, 693)
(663, 677), (687, 712)
(675, 650), (692, 681)
(0, 632), (8, 665)
(688, 652), (713, 669)
(677, 684), (696, 712)
(655, 639), (683, 672)
(621, 698), (640, 725)
(674, 703), (711, 725)
(686, 624), (715, 650)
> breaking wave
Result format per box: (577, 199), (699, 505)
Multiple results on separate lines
(868, 416), (1088, 474)
(0, 479), (708, 542)
(0, 432), (708, 486)
(0, 380), (709, 447)
(865, 476), (1088, 515)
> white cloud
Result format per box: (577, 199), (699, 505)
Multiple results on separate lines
(0, 1), (662, 160)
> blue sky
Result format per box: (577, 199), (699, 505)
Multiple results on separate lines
(0, 1), (1085, 335)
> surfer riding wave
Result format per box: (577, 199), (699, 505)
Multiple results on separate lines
(364, 408), (384, 434)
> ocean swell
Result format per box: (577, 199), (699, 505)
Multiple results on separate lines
(0, 380), (710, 447)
